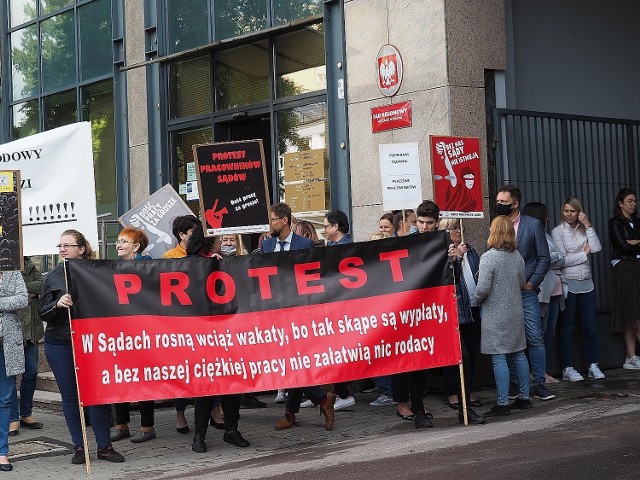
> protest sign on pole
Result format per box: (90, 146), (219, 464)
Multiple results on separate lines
(119, 184), (195, 259)
(379, 143), (423, 211)
(66, 232), (460, 406)
(430, 135), (484, 218)
(0, 170), (23, 271)
(0, 123), (98, 255)
(193, 140), (271, 235)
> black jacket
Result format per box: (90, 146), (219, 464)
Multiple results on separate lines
(39, 264), (71, 342)
(609, 216), (640, 261)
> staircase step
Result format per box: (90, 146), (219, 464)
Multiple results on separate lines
(36, 371), (59, 394)
(32, 389), (62, 412)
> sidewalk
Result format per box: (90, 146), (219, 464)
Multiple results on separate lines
(9, 368), (640, 479)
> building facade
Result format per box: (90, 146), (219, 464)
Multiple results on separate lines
(2, 0), (640, 368)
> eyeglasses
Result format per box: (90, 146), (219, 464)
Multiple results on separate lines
(322, 224), (334, 230)
(56, 244), (79, 249)
(115, 239), (133, 245)
(269, 217), (284, 223)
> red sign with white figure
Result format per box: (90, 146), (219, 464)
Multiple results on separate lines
(371, 101), (412, 133)
(430, 135), (484, 218)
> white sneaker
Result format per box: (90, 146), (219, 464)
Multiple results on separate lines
(300, 399), (314, 408)
(623, 355), (640, 370)
(334, 396), (356, 411)
(369, 394), (397, 406)
(588, 363), (605, 379)
(274, 390), (287, 403)
(562, 367), (584, 382)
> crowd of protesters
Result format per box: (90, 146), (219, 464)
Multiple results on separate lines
(0, 186), (638, 470)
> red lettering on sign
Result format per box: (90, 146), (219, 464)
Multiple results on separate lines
(160, 272), (192, 306)
(205, 271), (236, 304)
(379, 249), (409, 282)
(113, 274), (142, 304)
(338, 257), (367, 289)
(247, 266), (279, 300)
(295, 262), (324, 295)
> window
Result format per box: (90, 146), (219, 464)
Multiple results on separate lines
(79, 0), (112, 80)
(41, 11), (76, 92)
(166, 0), (209, 55)
(43, 89), (76, 130)
(275, 25), (326, 98)
(11, 25), (38, 101)
(169, 55), (212, 119)
(215, 40), (270, 110)
(82, 80), (116, 216)
(9, 0), (36, 28)
(277, 102), (329, 215)
(214, 0), (267, 41)
(273, 0), (322, 25)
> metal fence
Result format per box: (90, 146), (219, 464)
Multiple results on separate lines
(493, 109), (640, 312)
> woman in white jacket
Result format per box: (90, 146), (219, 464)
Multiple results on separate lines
(551, 197), (604, 382)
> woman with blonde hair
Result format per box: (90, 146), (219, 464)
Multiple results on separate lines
(475, 216), (531, 417)
(551, 197), (604, 381)
(40, 230), (124, 464)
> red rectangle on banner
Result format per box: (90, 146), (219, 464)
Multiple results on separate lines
(71, 286), (460, 406)
(371, 101), (412, 133)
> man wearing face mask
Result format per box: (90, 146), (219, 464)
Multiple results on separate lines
(495, 185), (553, 402)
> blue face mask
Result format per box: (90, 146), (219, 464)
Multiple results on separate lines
(220, 245), (237, 256)
(408, 226), (419, 235)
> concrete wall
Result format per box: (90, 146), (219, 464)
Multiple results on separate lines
(344, 0), (505, 245)
(506, 0), (640, 120)
(124, 0), (151, 206)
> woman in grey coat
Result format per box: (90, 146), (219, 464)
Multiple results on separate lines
(475, 216), (531, 417)
(0, 270), (28, 471)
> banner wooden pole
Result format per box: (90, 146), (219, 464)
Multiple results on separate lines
(64, 260), (92, 474)
(450, 225), (468, 426)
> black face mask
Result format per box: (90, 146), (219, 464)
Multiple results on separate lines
(495, 203), (514, 217)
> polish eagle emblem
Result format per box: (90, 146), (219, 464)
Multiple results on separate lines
(379, 56), (397, 87)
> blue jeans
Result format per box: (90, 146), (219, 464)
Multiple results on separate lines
(45, 339), (112, 449)
(373, 376), (393, 397)
(510, 291), (546, 386)
(541, 296), (561, 365)
(560, 290), (598, 368)
(0, 350), (16, 456)
(492, 351), (530, 406)
(10, 340), (38, 421)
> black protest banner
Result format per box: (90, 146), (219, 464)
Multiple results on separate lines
(67, 232), (461, 406)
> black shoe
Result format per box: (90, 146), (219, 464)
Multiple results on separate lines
(458, 408), (486, 425)
(176, 425), (190, 434)
(447, 401), (460, 410)
(414, 411), (434, 429)
(396, 411), (415, 421)
(468, 399), (483, 408)
(512, 397), (533, 410)
(0, 464), (12, 472)
(484, 404), (511, 417)
(240, 394), (267, 409)
(97, 444), (125, 463)
(71, 446), (86, 465)
(533, 384), (556, 401)
(192, 434), (207, 453)
(223, 431), (250, 448)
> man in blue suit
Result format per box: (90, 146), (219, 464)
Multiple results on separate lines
(496, 185), (553, 401)
(261, 202), (337, 431)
